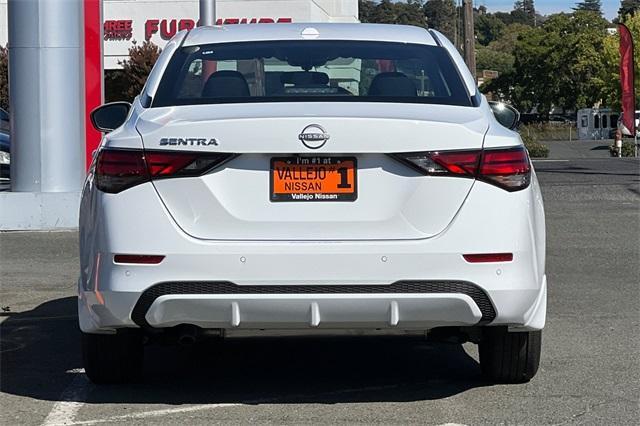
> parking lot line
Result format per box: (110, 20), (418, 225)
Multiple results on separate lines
(41, 369), (91, 426)
(67, 403), (243, 425)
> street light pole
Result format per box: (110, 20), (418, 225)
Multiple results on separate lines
(199, 0), (216, 26)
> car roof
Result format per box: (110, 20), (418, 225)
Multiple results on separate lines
(183, 23), (438, 47)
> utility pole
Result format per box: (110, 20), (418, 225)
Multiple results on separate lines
(463, 0), (476, 82)
(199, 0), (216, 26)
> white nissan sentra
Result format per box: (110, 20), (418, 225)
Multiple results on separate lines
(80, 23), (546, 384)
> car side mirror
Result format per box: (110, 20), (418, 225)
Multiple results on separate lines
(489, 101), (520, 130)
(90, 102), (131, 133)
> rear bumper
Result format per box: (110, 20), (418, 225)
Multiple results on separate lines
(78, 277), (546, 334)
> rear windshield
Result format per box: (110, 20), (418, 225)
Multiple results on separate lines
(152, 40), (472, 107)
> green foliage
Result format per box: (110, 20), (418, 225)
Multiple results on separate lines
(621, 140), (637, 157)
(573, 0), (602, 16)
(358, 0), (377, 23)
(476, 46), (515, 75)
(0, 45), (8, 111)
(365, 0), (426, 28)
(483, 11), (609, 116)
(513, 0), (537, 25)
(475, 14), (506, 45)
(619, 0), (640, 17)
(424, 0), (457, 42)
(113, 40), (161, 102)
(514, 0), (536, 16)
(519, 130), (550, 158)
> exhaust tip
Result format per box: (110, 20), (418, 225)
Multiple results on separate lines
(176, 324), (199, 346)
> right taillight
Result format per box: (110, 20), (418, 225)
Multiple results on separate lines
(95, 149), (233, 194)
(391, 146), (531, 192)
(478, 147), (531, 191)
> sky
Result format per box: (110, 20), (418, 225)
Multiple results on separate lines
(479, 0), (619, 20)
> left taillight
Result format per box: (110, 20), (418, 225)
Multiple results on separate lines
(95, 149), (149, 194)
(95, 149), (233, 194)
(391, 146), (531, 192)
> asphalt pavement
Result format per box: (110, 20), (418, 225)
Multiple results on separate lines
(1, 141), (639, 425)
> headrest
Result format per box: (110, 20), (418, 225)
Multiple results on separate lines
(368, 72), (417, 97)
(281, 72), (330, 86)
(202, 70), (250, 98)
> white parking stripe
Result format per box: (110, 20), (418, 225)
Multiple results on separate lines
(532, 159), (570, 162)
(60, 383), (402, 425)
(41, 370), (92, 426)
(67, 404), (242, 425)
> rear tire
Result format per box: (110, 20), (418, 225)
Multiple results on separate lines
(82, 330), (143, 384)
(479, 327), (541, 383)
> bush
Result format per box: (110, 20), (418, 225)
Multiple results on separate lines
(621, 140), (637, 157)
(610, 140), (638, 157)
(520, 132), (550, 158)
(110, 40), (161, 102)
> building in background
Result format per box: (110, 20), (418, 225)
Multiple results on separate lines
(0, 0), (359, 69)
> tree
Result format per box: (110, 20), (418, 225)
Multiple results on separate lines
(619, 0), (640, 17)
(512, 0), (536, 25)
(475, 13), (506, 45)
(483, 11), (609, 115)
(574, 0), (602, 15)
(369, 0), (426, 28)
(358, 0), (377, 23)
(424, 0), (457, 42)
(0, 45), (7, 111)
(514, 0), (536, 16)
(114, 40), (161, 101)
(476, 46), (515, 76)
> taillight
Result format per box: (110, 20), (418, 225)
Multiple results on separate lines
(95, 149), (149, 194)
(391, 146), (531, 192)
(478, 147), (531, 191)
(95, 149), (233, 194)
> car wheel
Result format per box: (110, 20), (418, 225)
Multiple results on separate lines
(82, 330), (143, 384)
(479, 326), (541, 383)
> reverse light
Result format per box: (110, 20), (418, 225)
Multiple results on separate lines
(95, 149), (233, 193)
(392, 146), (531, 192)
(463, 253), (513, 263)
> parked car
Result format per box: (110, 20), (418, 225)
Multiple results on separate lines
(617, 110), (640, 137)
(80, 23), (546, 385)
(0, 108), (9, 190)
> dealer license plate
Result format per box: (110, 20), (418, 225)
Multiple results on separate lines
(270, 156), (357, 202)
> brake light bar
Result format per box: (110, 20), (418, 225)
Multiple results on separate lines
(463, 253), (513, 263)
(391, 146), (531, 192)
(95, 149), (233, 194)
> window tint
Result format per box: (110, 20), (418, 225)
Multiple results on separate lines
(602, 115), (608, 129)
(153, 41), (472, 107)
(594, 115), (600, 129)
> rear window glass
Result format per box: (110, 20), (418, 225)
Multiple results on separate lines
(152, 40), (472, 107)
